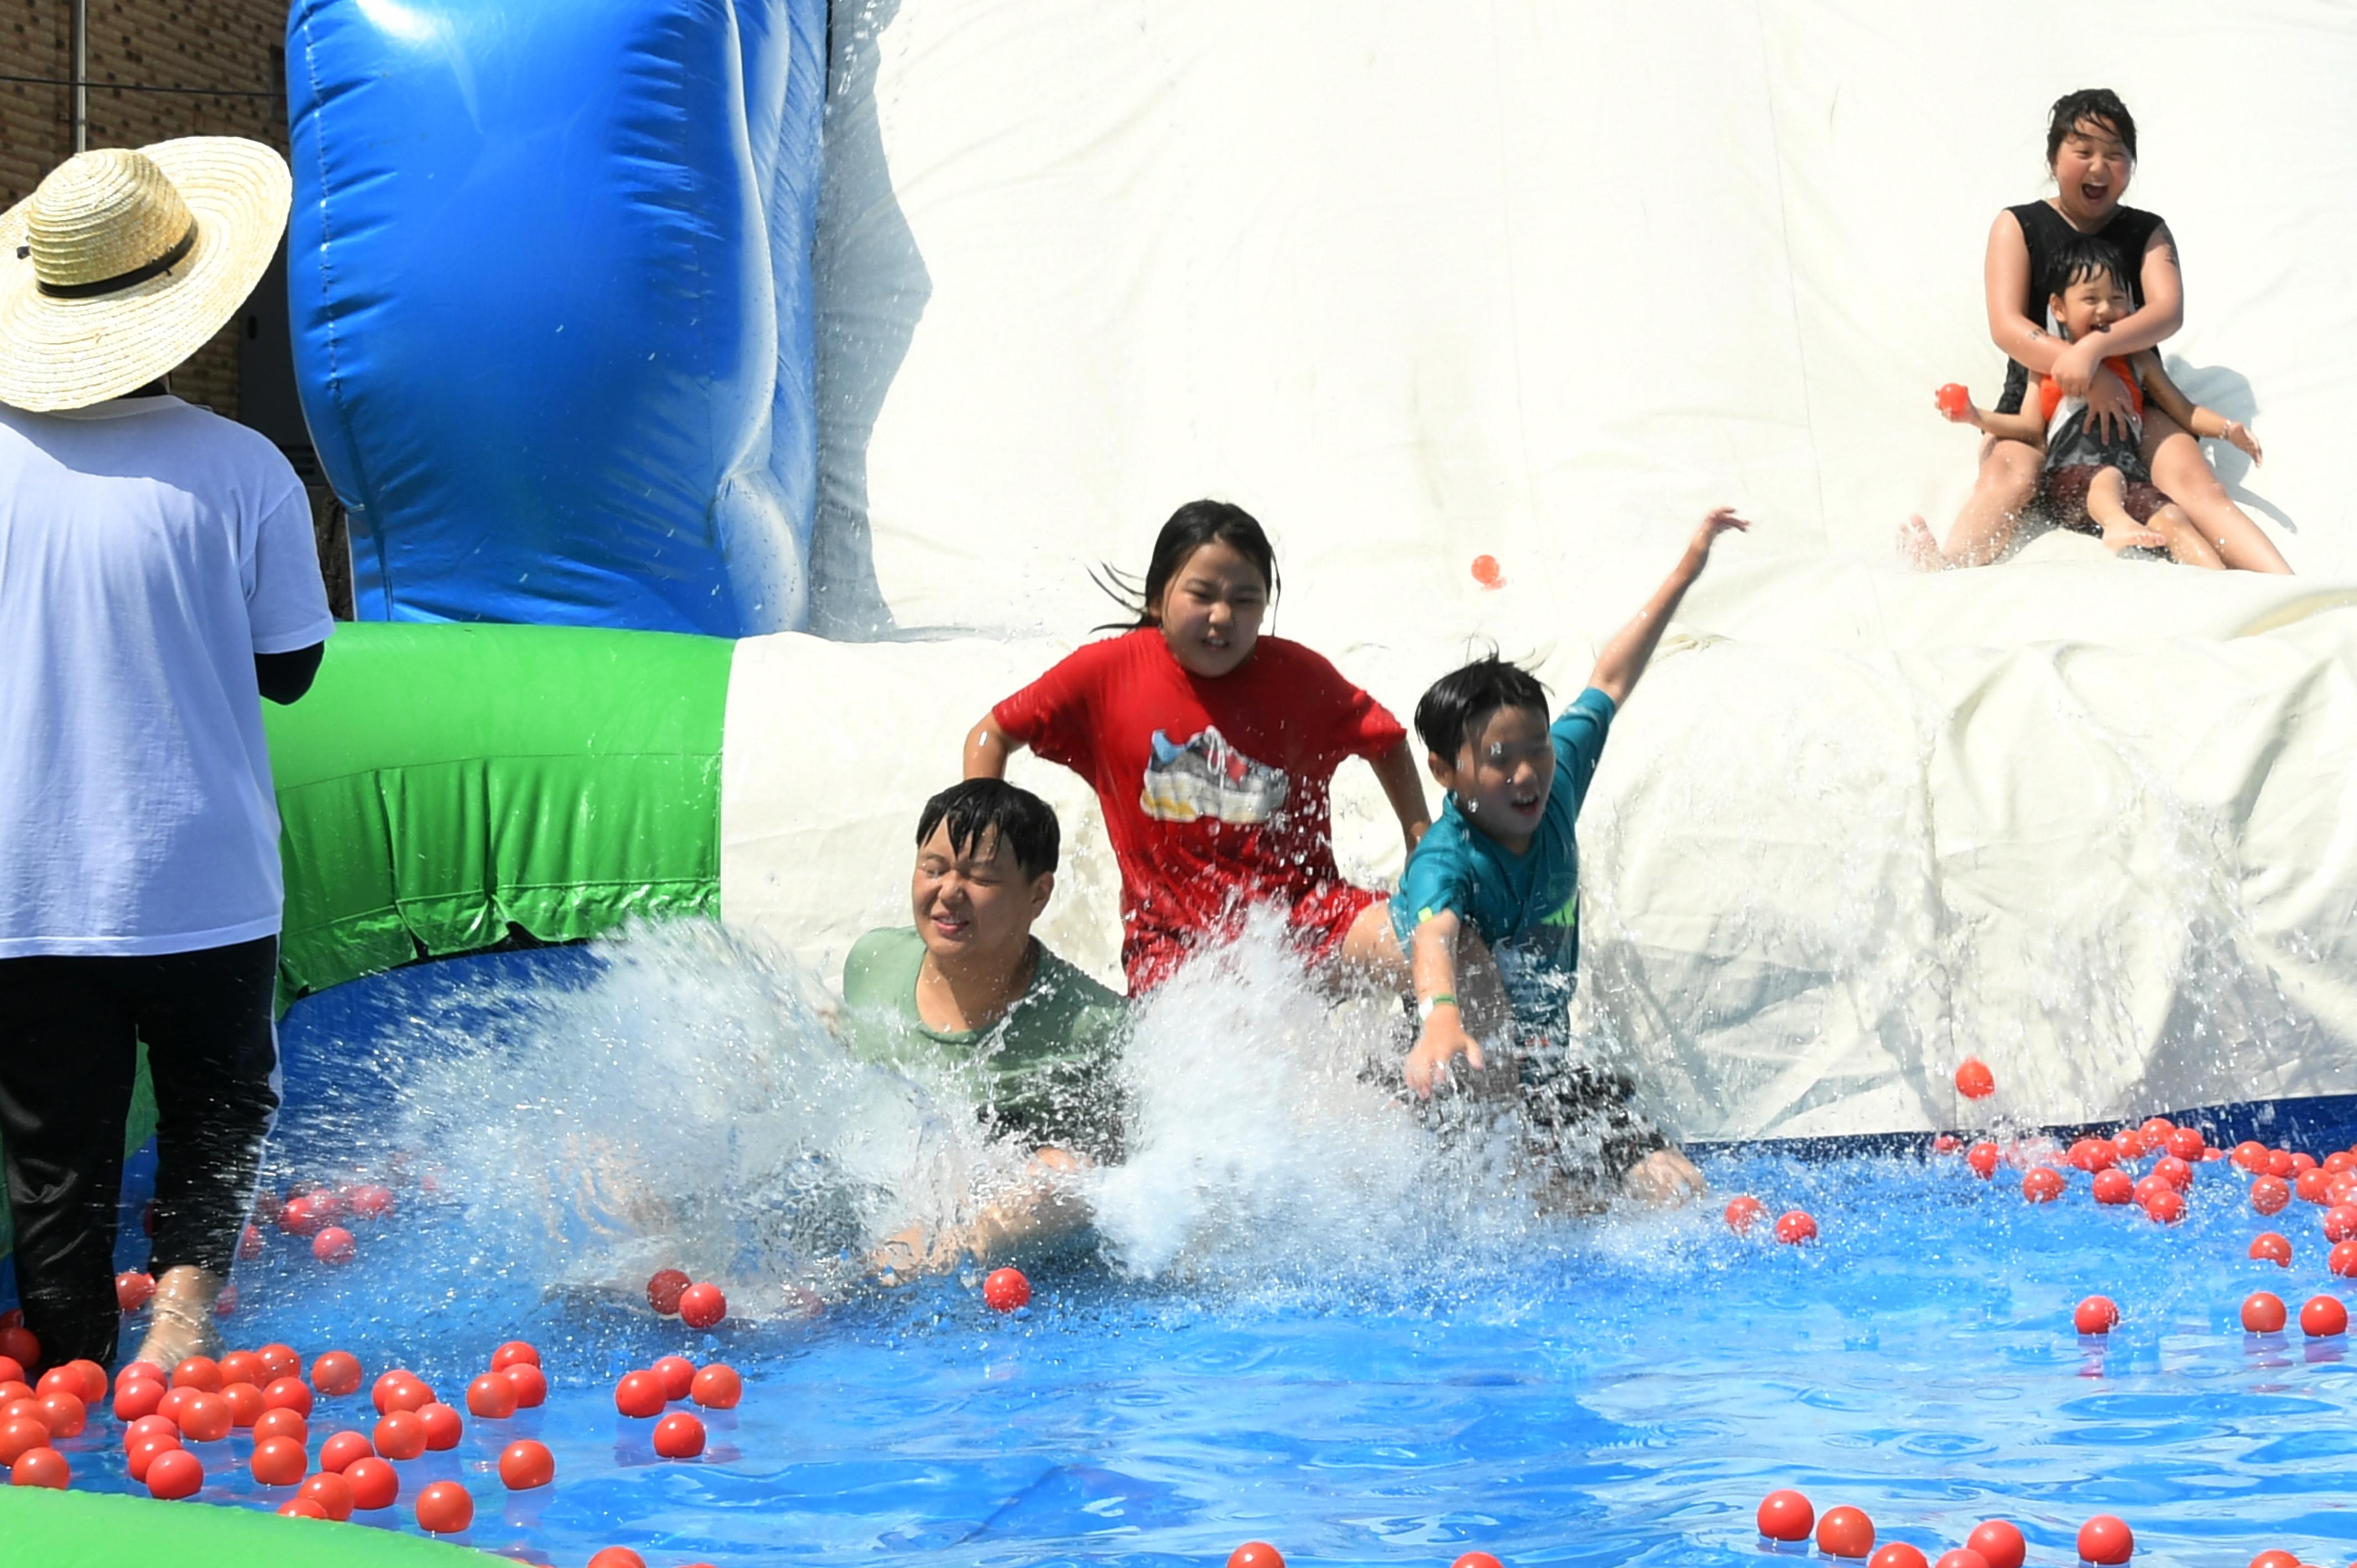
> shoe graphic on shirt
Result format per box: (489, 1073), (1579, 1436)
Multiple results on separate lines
(1139, 726), (1289, 824)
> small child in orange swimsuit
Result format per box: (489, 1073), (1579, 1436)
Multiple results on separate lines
(1937, 234), (2262, 568)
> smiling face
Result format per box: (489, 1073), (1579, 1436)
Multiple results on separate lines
(2051, 117), (2133, 226)
(2052, 266), (2132, 344)
(909, 821), (1052, 972)
(1432, 702), (1554, 853)
(1151, 540), (1268, 678)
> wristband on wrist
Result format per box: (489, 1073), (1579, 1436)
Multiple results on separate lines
(1417, 993), (1459, 1023)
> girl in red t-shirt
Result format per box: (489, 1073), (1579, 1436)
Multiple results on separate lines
(965, 501), (1432, 994)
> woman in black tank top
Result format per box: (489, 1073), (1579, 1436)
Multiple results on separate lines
(1902, 90), (2291, 572)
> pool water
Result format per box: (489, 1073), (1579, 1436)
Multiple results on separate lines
(31, 941), (2357, 1567)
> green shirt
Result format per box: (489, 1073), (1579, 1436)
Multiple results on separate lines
(838, 927), (1130, 1159)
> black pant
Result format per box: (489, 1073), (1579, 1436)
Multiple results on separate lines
(0, 936), (280, 1366)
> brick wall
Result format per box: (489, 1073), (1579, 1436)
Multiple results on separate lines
(2, 0), (291, 419)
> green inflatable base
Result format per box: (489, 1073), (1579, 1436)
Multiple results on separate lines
(0, 1487), (491, 1565)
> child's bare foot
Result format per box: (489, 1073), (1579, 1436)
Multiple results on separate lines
(132, 1265), (225, 1372)
(1898, 515), (1948, 571)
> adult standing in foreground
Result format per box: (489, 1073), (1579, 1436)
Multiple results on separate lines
(1901, 89), (2290, 572)
(0, 140), (332, 1371)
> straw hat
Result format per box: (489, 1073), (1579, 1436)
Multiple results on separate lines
(0, 137), (291, 412)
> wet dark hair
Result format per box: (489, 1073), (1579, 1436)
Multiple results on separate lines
(1414, 655), (1551, 762)
(916, 778), (1060, 879)
(2045, 89), (2137, 167)
(1093, 499), (1281, 631)
(2046, 232), (2132, 303)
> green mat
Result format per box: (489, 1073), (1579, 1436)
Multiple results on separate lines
(0, 1486), (493, 1566)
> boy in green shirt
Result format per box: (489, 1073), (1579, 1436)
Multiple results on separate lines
(840, 780), (1129, 1274)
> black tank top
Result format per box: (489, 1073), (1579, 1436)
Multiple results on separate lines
(1995, 200), (2167, 414)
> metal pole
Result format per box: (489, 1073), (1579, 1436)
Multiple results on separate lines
(71, 0), (89, 152)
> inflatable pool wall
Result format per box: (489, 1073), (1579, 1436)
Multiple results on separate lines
(286, 0), (825, 636)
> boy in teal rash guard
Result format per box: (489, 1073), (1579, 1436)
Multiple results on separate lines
(1394, 507), (1750, 1206)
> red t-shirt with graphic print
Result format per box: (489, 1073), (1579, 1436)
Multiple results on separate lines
(993, 627), (1408, 993)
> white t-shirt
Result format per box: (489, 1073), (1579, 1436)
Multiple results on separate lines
(0, 395), (336, 957)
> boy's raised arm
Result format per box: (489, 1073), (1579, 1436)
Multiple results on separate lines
(1587, 508), (1750, 706)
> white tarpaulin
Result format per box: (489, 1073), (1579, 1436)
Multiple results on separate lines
(770, 0), (2357, 1137)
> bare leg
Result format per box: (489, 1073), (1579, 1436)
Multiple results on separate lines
(1336, 899), (1409, 991)
(132, 1263), (225, 1371)
(2146, 502), (2225, 570)
(2082, 468), (2170, 556)
(1901, 436), (2041, 569)
(2142, 408), (2291, 573)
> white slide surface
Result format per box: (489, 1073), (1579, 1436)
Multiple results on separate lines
(762, 0), (2357, 1138)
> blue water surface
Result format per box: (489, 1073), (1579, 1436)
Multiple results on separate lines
(31, 951), (2357, 1568)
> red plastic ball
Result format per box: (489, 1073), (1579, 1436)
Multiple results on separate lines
(380, 1377), (434, 1415)
(2140, 1187), (2186, 1225)
(2111, 1129), (2148, 1160)
(1449, 1556), (1502, 1568)
(145, 1446), (204, 1500)
(1228, 1544), (1285, 1568)
(588, 1552), (648, 1568)
(1953, 1058), (1995, 1099)
(984, 1267), (1032, 1312)
(345, 1184), (397, 1220)
(2091, 1169), (2134, 1205)
(238, 1224), (266, 1261)
(501, 1363), (548, 1409)
(299, 1469), (357, 1520)
(2166, 1127), (2206, 1160)
(689, 1363), (742, 1410)
(2290, 1152), (2319, 1174)
(374, 1409), (426, 1460)
(415, 1478), (474, 1534)
(0, 1327), (35, 1372)
(0, 1356), (18, 1388)
(615, 1371), (667, 1419)
(218, 1351), (262, 1387)
(123, 1414), (178, 1451)
(652, 1410), (706, 1458)
(1723, 1195), (1764, 1233)
(256, 1343), (302, 1383)
(2295, 1169), (2333, 1205)
(0, 1418), (51, 1467)
(2153, 1155), (2193, 1190)
(1757, 1489), (1815, 1541)
(2329, 1241), (2357, 1278)
(2266, 1149), (2298, 1179)
(498, 1438), (555, 1490)
(415, 1407), (462, 1452)
(1934, 383), (1972, 419)
(250, 1435), (308, 1487)
(2251, 1232), (2293, 1266)
(1966, 1142), (2001, 1179)
(2233, 1141), (2271, 1172)
(278, 1196), (324, 1237)
(176, 1390), (232, 1443)
(2300, 1294), (2350, 1337)
(491, 1340), (541, 1371)
(220, 1381), (264, 1429)
(171, 1356), (223, 1392)
(2068, 1138), (2117, 1172)
(344, 1455), (399, 1511)
(125, 1432), (181, 1483)
(318, 1430), (373, 1473)
(33, 1391), (84, 1441)
(2074, 1296), (2121, 1335)
(279, 1497), (328, 1519)
(2077, 1514), (2133, 1565)
(255, 1375), (311, 1419)
(467, 1371), (519, 1419)
(311, 1350), (363, 1397)
(2252, 1175), (2292, 1215)
(1966, 1518), (2027, 1568)
(678, 1282), (728, 1329)
(1870, 1546), (1929, 1568)
(651, 1355), (696, 1402)
(312, 1226), (357, 1265)
(2021, 1167), (2066, 1204)
(647, 1269), (692, 1316)
(255, 1407), (308, 1446)
(116, 1271), (156, 1312)
(1774, 1210), (1819, 1245)
(1817, 1504), (1876, 1559)
(1469, 555), (1505, 590)
(2325, 1205), (2357, 1243)
(11, 1445), (69, 1489)
(2248, 1552), (2301, 1568)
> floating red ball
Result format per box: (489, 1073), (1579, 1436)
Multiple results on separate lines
(1756, 1489), (1814, 1541)
(1965, 1518), (2026, 1568)
(318, 1430), (373, 1473)
(116, 1271), (155, 1312)
(2329, 1241), (2357, 1278)
(2251, 1232), (2293, 1266)
(2153, 1155), (2193, 1190)
(255, 1343), (301, 1383)
(652, 1411), (706, 1459)
(10, 1445), (69, 1489)
(2091, 1169), (2134, 1206)
(312, 1226), (357, 1266)
(467, 1372), (518, 1419)
(678, 1282), (728, 1329)
(615, 1371), (667, 1420)
(220, 1382), (263, 1430)
(651, 1355), (696, 1402)
(145, 1446), (203, 1500)
(250, 1435), (307, 1487)
(587, 1552), (647, 1568)
(1966, 1142), (2000, 1179)
(2325, 1204), (2357, 1243)
(2076, 1514), (2133, 1565)
(2300, 1294), (2349, 1337)
(2252, 1176), (2292, 1215)
(0, 1419), (50, 1467)
(111, 1377), (164, 1423)
(171, 1356), (222, 1392)
(176, 1390), (232, 1443)
(1774, 1210), (1819, 1245)
(311, 1351), (362, 1397)
(2068, 1138), (2117, 1173)
(298, 1469), (356, 1520)
(344, 1455), (399, 1511)
(2166, 1127), (2206, 1161)
(501, 1363), (548, 1409)
(984, 1268), (1032, 1312)
(647, 1270), (691, 1316)
(1817, 1504), (1876, 1560)
(1723, 1195), (1764, 1234)
(416, 1479), (474, 1534)
(255, 1407), (308, 1446)
(2140, 1187), (2186, 1225)
(2021, 1167), (2066, 1204)
(689, 1363), (742, 1410)
(2232, 1141), (2271, 1172)
(1228, 1545), (1285, 1568)
(1870, 1546), (1929, 1568)
(2294, 1169), (2333, 1205)
(2074, 1296), (2120, 1335)
(373, 1409), (426, 1460)
(498, 1438), (555, 1490)
(490, 1340), (541, 1371)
